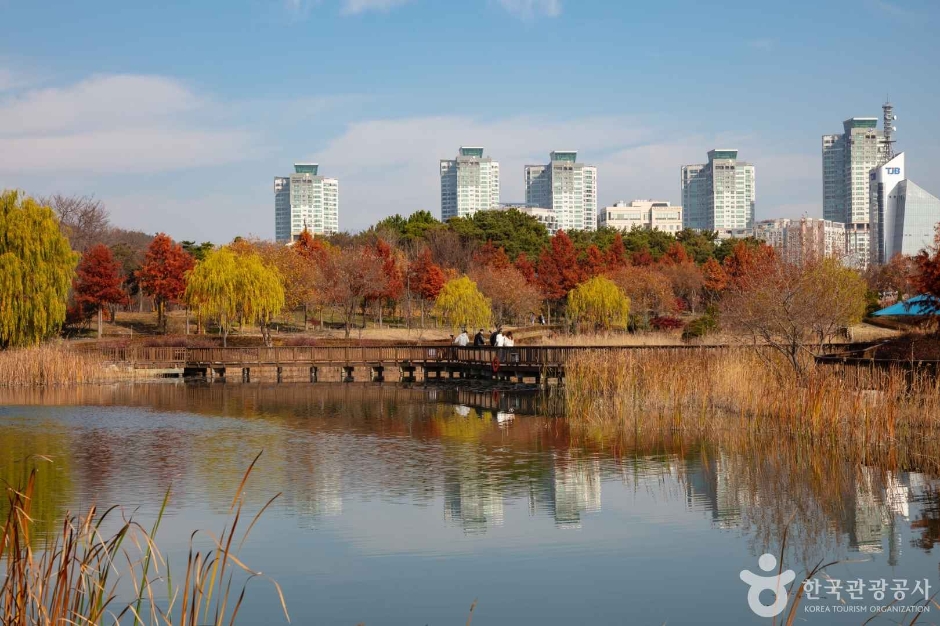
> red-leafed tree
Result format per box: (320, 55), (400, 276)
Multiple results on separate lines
(631, 247), (655, 267)
(73, 244), (129, 338)
(473, 242), (512, 270)
(581, 245), (607, 278)
(407, 249), (446, 328)
(722, 241), (775, 286)
(661, 242), (691, 265)
(137, 233), (195, 333)
(514, 252), (537, 284)
(913, 226), (940, 318)
(606, 233), (628, 270)
(294, 228), (330, 265)
(366, 239), (405, 326)
(537, 230), (584, 319)
(702, 257), (729, 302)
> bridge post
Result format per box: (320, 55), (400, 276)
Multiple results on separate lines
(310, 366), (318, 383)
(370, 366), (384, 382)
(276, 366), (283, 383)
(213, 367), (226, 381)
(342, 366), (355, 382)
(242, 368), (250, 382)
(400, 366), (416, 383)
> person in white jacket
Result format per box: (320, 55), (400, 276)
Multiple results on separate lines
(454, 329), (469, 346)
(495, 330), (505, 347)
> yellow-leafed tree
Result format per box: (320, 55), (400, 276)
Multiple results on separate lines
(0, 191), (78, 348)
(185, 247), (285, 346)
(433, 276), (492, 332)
(567, 276), (631, 331)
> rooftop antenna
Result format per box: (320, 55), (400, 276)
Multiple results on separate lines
(883, 97), (897, 161)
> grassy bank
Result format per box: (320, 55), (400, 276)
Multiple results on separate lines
(565, 348), (940, 473)
(0, 344), (138, 387)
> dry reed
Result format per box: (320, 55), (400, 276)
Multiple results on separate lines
(564, 348), (940, 474)
(0, 452), (288, 625)
(0, 344), (139, 387)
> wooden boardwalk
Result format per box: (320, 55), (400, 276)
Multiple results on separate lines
(95, 344), (729, 384)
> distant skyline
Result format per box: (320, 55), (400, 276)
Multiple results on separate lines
(1, 0), (939, 242)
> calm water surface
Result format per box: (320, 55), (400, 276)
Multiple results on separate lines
(1, 382), (939, 625)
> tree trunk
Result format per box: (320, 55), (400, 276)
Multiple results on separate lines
(97, 307), (103, 339)
(185, 308), (190, 335)
(303, 304), (308, 331)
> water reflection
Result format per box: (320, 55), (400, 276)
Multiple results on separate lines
(2, 382), (940, 624)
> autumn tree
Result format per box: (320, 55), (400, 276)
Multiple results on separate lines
(365, 239), (404, 326)
(514, 253), (537, 284)
(0, 191), (78, 347)
(567, 276), (631, 331)
(608, 266), (676, 328)
(870, 253), (916, 301)
(73, 244), (129, 338)
(720, 256), (867, 380)
(407, 249), (446, 328)
(537, 230), (583, 319)
(913, 227), (940, 318)
(580, 245), (607, 278)
(470, 264), (542, 327)
(605, 233), (628, 270)
(660, 260), (705, 314)
(702, 257), (729, 301)
(316, 246), (389, 339)
(433, 276), (492, 332)
(137, 233), (195, 333)
(185, 247), (285, 346)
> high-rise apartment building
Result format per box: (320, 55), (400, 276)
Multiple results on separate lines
(598, 200), (683, 233)
(274, 163), (339, 243)
(680, 150), (755, 232)
(822, 105), (896, 268)
(525, 151), (597, 232)
(440, 147), (500, 221)
(822, 118), (889, 224)
(869, 153), (940, 265)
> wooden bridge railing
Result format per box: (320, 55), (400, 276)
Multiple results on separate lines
(93, 343), (747, 368)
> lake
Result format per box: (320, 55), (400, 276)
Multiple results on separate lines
(1, 382), (938, 625)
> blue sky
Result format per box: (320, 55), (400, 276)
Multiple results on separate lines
(1, 0), (938, 242)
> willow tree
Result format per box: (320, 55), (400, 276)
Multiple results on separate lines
(184, 247), (285, 346)
(0, 191), (78, 348)
(433, 276), (492, 332)
(567, 276), (631, 331)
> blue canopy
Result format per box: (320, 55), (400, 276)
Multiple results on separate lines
(872, 294), (940, 317)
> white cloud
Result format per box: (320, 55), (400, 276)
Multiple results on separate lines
(312, 114), (694, 231)
(0, 74), (257, 174)
(342, 0), (411, 14)
(496, 0), (561, 18)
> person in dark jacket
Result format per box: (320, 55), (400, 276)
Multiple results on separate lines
(489, 328), (500, 346)
(473, 329), (486, 346)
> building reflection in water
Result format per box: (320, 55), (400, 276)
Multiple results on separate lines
(3, 382), (940, 563)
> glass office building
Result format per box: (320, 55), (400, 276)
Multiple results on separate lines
(870, 152), (940, 264)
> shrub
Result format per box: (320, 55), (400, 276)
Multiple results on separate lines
(650, 316), (684, 331)
(682, 310), (718, 341)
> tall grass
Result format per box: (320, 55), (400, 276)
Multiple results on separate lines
(0, 452), (288, 625)
(0, 344), (138, 387)
(565, 348), (940, 473)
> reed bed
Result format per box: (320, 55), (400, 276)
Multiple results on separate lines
(0, 453), (288, 625)
(565, 348), (940, 473)
(0, 344), (138, 387)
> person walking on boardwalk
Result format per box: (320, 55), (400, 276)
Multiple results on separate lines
(473, 329), (486, 346)
(454, 329), (469, 346)
(489, 328), (500, 346)
(495, 329), (506, 347)
(504, 332), (514, 347)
